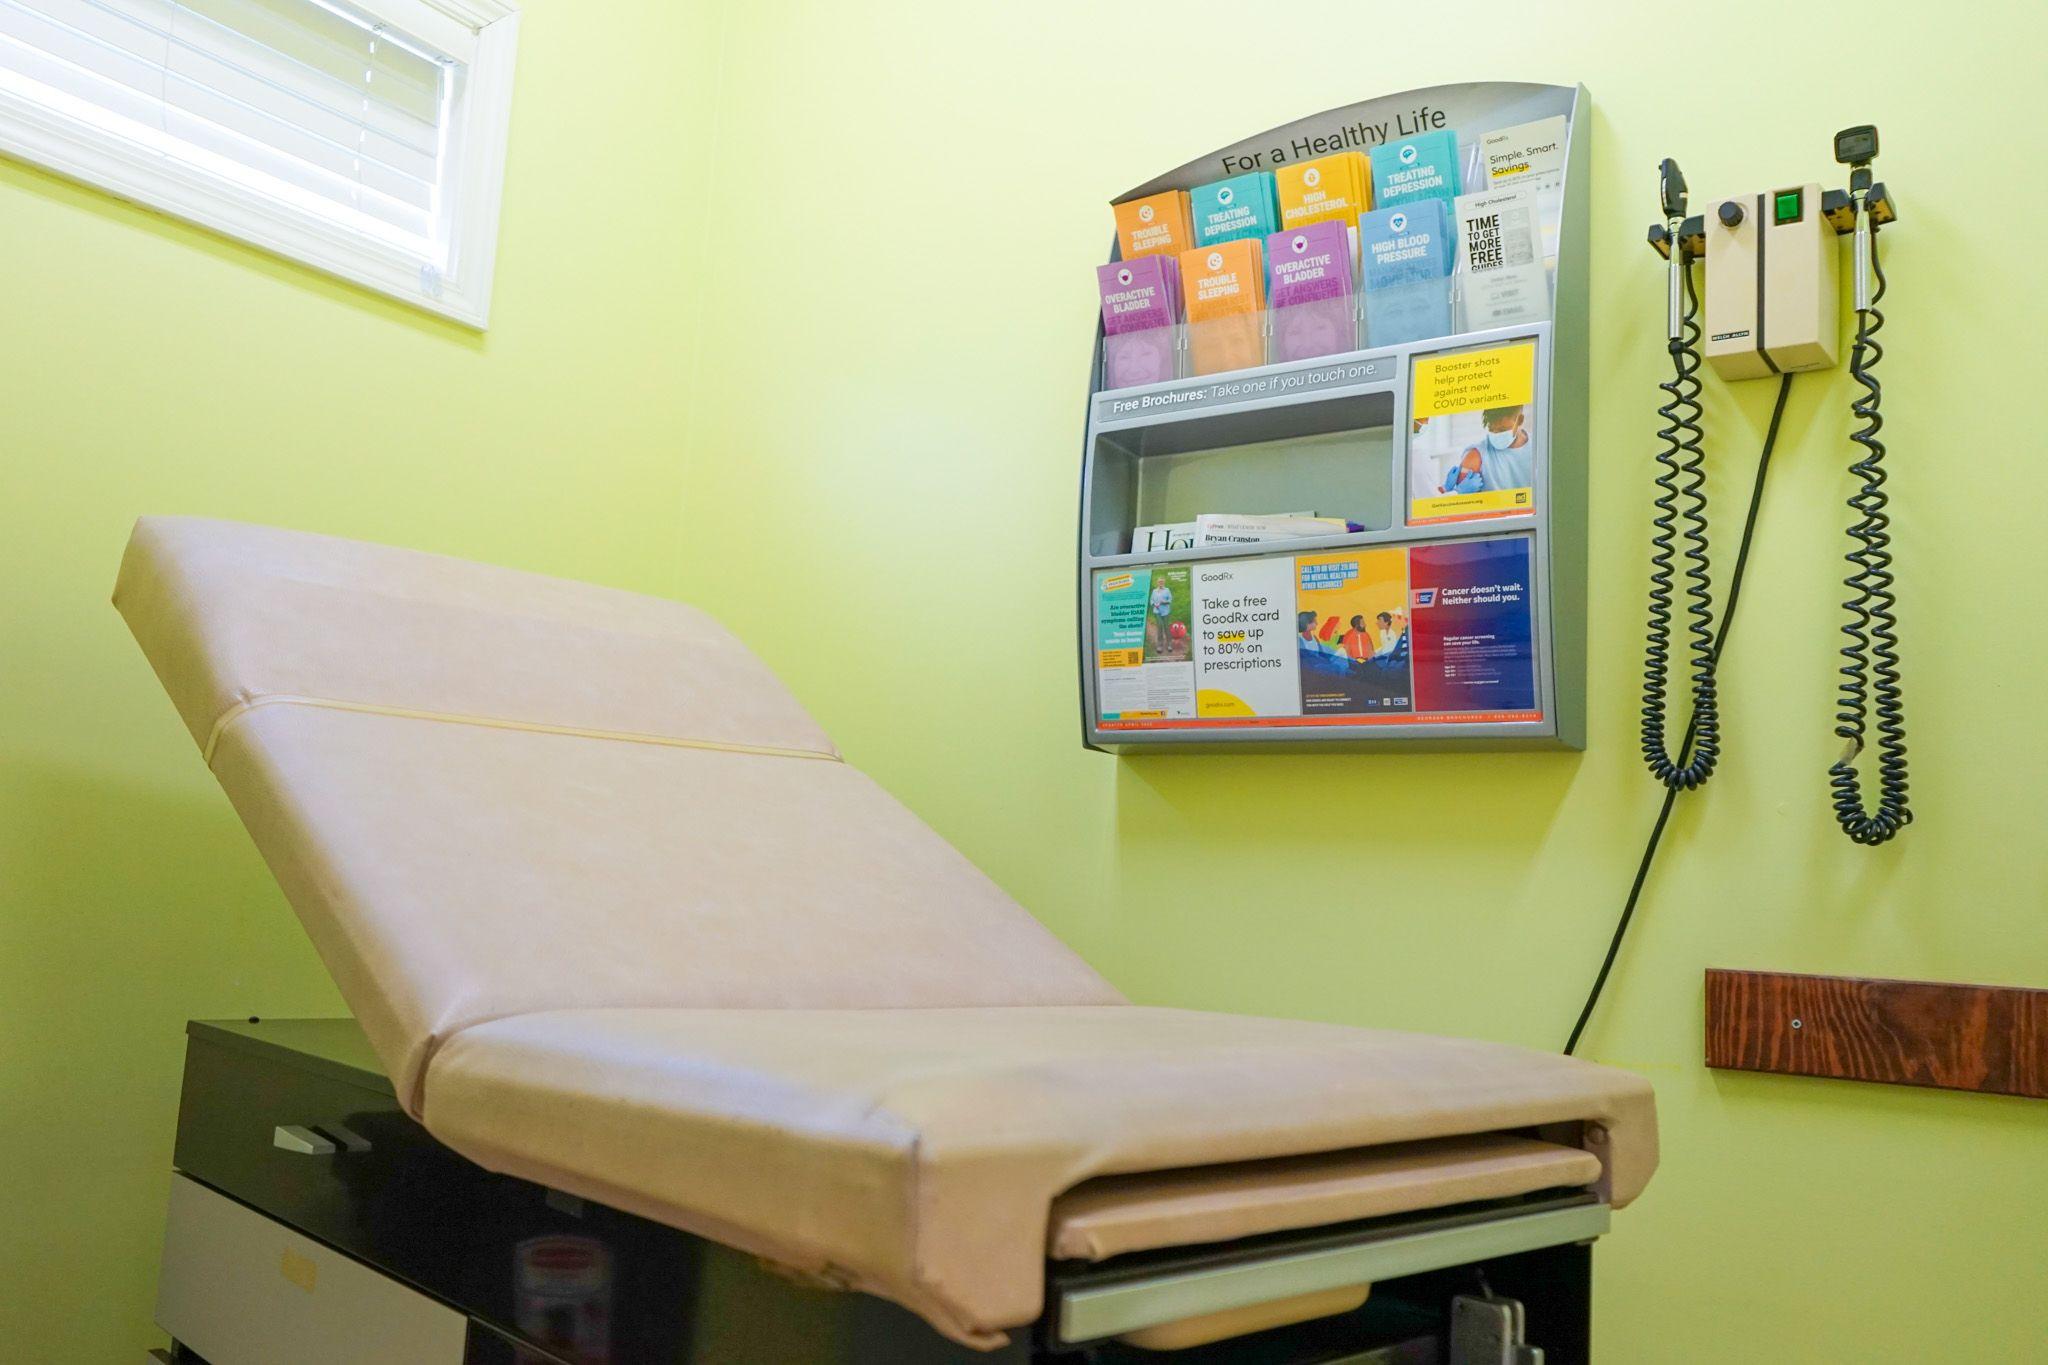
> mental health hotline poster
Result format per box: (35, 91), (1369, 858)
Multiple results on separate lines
(1294, 548), (1414, 715)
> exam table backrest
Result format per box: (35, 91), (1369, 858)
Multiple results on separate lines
(115, 517), (1122, 1108)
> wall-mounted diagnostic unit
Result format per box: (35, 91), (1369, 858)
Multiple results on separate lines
(1700, 183), (1840, 380)
(1639, 126), (1909, 844)
(1565, 124), (1913, 1054)
(1078, 82), (1589, 751)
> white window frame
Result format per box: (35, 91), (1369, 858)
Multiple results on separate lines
(0, 0), (520, 327)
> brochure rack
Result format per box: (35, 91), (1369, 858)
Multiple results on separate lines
(1079, 82), (1589, 752)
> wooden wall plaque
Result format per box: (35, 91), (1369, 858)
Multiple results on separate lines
(1705, 969), (2048, 1099)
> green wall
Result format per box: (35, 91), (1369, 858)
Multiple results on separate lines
(676, 3), (2048, 1361)
(2, 0), (2044, 1360)
(0, 3), (716, 1358)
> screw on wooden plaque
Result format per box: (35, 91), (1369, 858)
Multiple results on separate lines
(1706, 969), (2048, 1099)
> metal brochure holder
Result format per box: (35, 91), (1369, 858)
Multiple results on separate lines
(1079, 82), (1589, 752)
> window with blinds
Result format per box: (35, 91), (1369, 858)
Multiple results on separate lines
(0, 0), (519, 325)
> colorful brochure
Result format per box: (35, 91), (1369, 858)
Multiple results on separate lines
(1191, 171), (1281, 247)
(1359, 200), (1453, 348)
(1452, 187), (1549, 330)
(1096, 255), (1181, 389)
(1191, 557), (1300, 718)
(1295, 548), (1414, 715)
(1094, 540), (1546, 730)
(1113, 189), (1195, 260)
(1361, 199), (1453, 288)
(1475, 116), (1566, 191)
(1275, 151), (1371, 234)
(1181, 238), (1266, 376)
(1094, 567), (1196, 721)
(1407, 537), (1539, 717)
(1266, 221), (1357, 362)
(1474, 115), (1567, 265)
(1369, 129), (1461, 211)
(1407, 339), (1540, 525)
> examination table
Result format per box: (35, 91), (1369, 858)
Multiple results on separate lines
(116, 517), (1656, 1363)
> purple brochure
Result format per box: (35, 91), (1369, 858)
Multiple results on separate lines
(1266, 220), (1355, 362)
(1098, 256), (1180, 388)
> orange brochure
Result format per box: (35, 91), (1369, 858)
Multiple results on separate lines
(1182, 238), (1266, 375)
(1113, 190), (1195, 260)
(1276, 151), (1371, 233)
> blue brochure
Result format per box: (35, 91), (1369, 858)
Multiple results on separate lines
(1360, 200), (1453, 347)
(1370, 129), (1462, 211)
(1191, 172), (1281, 247)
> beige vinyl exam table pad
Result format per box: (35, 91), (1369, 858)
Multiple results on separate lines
(115, 516), (1656, 1350)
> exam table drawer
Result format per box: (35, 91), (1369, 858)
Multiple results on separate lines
(170, 1020), (419, 1243)
(168, 1025), (597, 1355)
(157, 1174), (470, 1365)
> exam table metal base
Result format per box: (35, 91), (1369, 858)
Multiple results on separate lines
(157, 1021), (1600, 1364)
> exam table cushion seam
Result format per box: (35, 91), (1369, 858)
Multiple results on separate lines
(114, 515), (843, 758)
(199, 692), (847, 767)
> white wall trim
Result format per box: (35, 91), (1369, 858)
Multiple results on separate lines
(416, 0), (518, 27)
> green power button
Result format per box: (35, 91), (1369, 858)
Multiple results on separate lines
(1774, 189), (1803, 224)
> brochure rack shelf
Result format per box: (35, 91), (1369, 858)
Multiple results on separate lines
(1078, 81), (1589, 752)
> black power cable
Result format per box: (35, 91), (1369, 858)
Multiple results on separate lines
(1829, 231), (1911, 844)
(1564, 370), (1796, 1057)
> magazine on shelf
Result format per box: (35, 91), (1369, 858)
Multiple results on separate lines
(1194, 513), (1354, 547)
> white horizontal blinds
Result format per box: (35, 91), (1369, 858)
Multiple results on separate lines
(168, 0), (443, 230)
(0, 0), (455, 258)
(0, 0), (178, 131)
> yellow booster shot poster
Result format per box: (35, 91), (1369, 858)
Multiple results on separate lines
(1407, 339), (1538, 525)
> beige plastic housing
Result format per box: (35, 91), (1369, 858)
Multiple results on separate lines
(1703, 182), (1839, 381)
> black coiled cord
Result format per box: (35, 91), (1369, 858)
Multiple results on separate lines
(1830, 231), (1911, 844)
(1641, 263), (1719, 789)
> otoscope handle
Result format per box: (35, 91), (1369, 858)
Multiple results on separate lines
(1851, 190), (1873, 311)
(1667, 219), (1687, 341)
